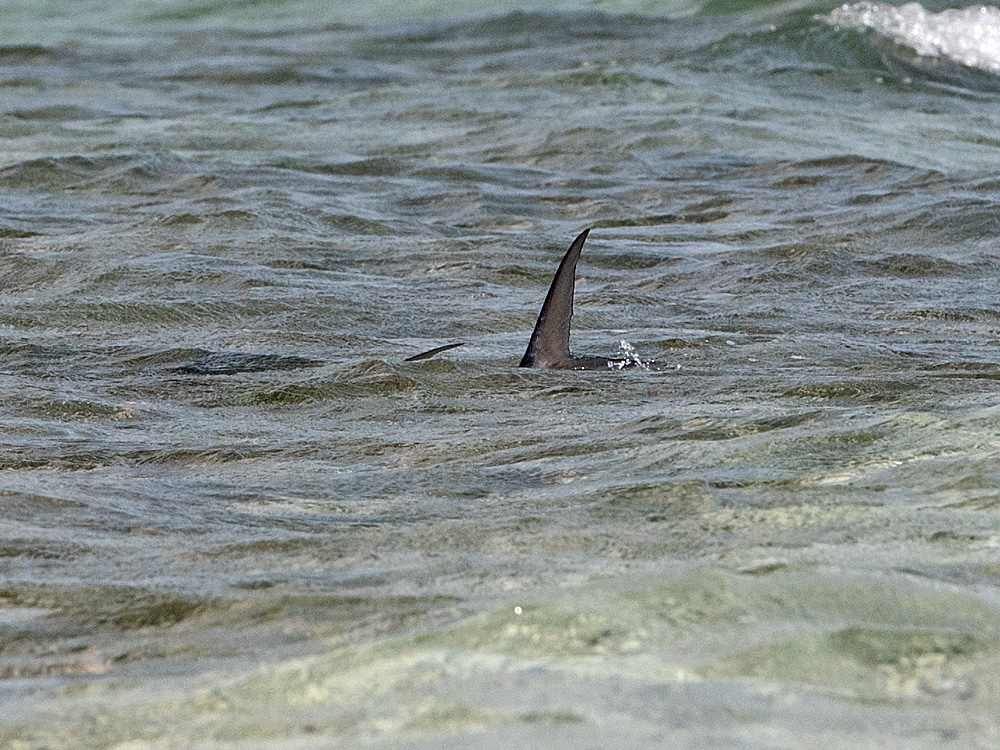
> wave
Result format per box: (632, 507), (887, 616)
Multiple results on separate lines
(824, 2), (1000, 74)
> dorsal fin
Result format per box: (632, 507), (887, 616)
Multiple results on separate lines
(404, 342), (464, 362)
(519, 228), (590, 368)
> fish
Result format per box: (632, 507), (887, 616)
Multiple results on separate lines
(403, 342), (465, 362)
(171, 350), (325, 375)
(519, 228), (630, 370)
(406, 229), (633, 369)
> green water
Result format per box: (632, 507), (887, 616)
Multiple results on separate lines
(3, 0), (1000, 747)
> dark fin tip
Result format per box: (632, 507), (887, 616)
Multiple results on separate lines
(404, 342), (465, 362)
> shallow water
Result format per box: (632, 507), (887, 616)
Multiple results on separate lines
(3, 0), (1000, 747)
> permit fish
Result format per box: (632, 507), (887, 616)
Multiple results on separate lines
(518, 228), (630, 369)
(403, 342), (465, 362)
(407, 229), (634, 369)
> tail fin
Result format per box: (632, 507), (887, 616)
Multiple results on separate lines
(519, 229), (590, 368)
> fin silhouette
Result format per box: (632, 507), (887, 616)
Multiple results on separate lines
(519, 229), (626, 370)
(404, 342), (465, 362)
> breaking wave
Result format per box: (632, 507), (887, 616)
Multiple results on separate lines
(825, 2), (1000, 73)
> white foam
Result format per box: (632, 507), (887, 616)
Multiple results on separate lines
(825, 2), (1000, 73)
(612, 339), (649, 370)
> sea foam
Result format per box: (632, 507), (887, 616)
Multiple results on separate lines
(825, 2), (1000, 73)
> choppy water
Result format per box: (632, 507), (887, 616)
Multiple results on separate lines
(4, 0), (1000, 747)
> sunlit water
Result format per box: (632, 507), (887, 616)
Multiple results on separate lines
(3, 0), (1000, 747)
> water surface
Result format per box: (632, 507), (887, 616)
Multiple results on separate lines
(3, 0), (1000, 747)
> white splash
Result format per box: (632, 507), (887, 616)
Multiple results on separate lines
(825, 2), (1000, 73)
(610, 339), (649, 370)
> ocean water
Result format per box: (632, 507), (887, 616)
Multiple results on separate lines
(3, 0), (1000, 746)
